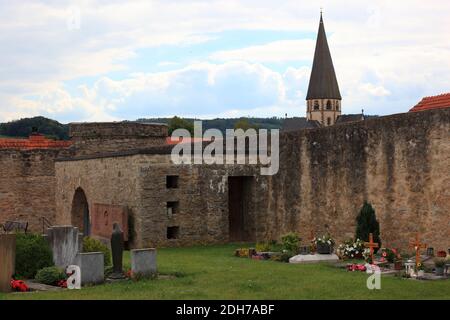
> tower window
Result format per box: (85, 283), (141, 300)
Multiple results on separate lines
(326, 100), (332, 110)
(327, 117), (331, 126)
(314, 100), (319, 110)
(166, 175), (179, 188)
(336, 102), (339, 111)
(167, 201), (179, 217)
(167, 226), (179, 239)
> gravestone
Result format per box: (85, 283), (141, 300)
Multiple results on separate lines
(131, 248), (157, 277)
(0, 234), (16, 293)
(74, 252), (104, 285)
(289, 253), (339, 264)
(47, 226), (80, 268)
(108, 223), (125, 279)
(91, 204), (129, 241)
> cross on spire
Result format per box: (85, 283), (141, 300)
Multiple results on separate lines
(409, 233), (427, 267)
(364, 233), (379, 263)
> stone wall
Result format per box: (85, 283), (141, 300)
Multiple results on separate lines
(69, 122), (168, 156)
(266, 108), (449, 251)
(55, 108), (449, 251)
(0, 148), (72, 233)
(55, 152), (264, 247)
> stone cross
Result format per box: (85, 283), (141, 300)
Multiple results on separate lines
(364, 233), (379, 263)
(409, 233), (427, 268)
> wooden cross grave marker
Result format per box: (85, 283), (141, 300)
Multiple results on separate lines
(409, 233), (427, 268)
(364, 233), (379, 263)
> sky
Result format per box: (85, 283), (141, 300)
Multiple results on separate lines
(0, 0), (449, 123)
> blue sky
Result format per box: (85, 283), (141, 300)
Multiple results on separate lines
(0, 0), (449, 123)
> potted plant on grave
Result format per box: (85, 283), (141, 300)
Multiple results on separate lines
(434, 258), (446, 276)
(312, 234), (335, 254)
(416, 263), (425, 278)
(378, 247), (399, 268)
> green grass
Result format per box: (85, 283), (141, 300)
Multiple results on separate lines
(1, 244), (449, 300)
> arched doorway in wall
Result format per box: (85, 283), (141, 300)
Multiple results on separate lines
(71, 187), (90, 236)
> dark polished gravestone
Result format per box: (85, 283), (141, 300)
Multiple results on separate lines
(0, 234), (16, 293)
(108, 223), (126, 280)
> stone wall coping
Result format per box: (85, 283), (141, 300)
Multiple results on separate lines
(78, 251), (104, 256)
(131, 248), (156, 252)
(55, 108), (449, 163)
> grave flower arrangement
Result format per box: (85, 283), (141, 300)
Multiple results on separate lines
(11, 279), (29, 292)
(346, 263), (367, 272)
(363, 248), (372, 263)
(378, 248), (397, 263)
(336, 238), (364, 259)
(312, 234), (335, 254)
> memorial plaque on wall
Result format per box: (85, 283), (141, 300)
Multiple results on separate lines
(91, 204), (129, 241)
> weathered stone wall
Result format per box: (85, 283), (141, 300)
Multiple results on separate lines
(69, 122), (168, 156)
(0, 148), (72, 233)
(267, 108), (449, 251)
(55, 152), (265, 248)
(54, 154), (152, 247)
(55, 108), (449, 251)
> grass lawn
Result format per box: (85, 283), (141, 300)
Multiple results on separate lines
(1, 244), (449, 300)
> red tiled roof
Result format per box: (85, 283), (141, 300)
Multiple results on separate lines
(0, 134), (72, 150)
(409, 93), (450, 112)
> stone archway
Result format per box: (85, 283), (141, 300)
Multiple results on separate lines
(71, 187), (90, 236)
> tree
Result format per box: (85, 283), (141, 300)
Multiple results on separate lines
(0, 116), (69, 140)
(355, 201), (381, 250)
(167, 116), (194, 136)
(234, 118), (259, 131)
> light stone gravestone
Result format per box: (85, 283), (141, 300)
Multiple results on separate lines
(289, 253), (339, 264)
(131, 248), (157, 277)
(74, 252), (104, 285)
(47, 226), (81, 268)
(0, 234), (16, 293)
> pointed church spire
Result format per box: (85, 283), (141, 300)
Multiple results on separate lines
(306, 12), (341, 100)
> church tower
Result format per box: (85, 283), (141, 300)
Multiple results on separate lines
(306, 12), (341, 126)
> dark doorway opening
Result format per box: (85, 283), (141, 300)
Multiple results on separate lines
(71, 187), (90, 236)
(228, 176), (253, 242)
(167, 226), (180, 239)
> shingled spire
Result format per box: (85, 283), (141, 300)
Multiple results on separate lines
(306, 12), (342, 126)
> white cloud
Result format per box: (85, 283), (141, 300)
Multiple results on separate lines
(12, 61), (306, 122)
(0, 0), (449, 121)
(210, 39), (315, 62)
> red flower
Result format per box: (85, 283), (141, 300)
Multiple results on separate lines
(10, 279), (28, 292)
(382, 252), (387, 257)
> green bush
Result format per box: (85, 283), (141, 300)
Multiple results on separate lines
(35, 266), (66, 285)
(83, 237), (111, 266)
(15, 233), (53, 279)
(256, 242), (271, 252)
(270, 251), (293, 263)
(355, 201), (381, 251)
(281, 232), (300, 253)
